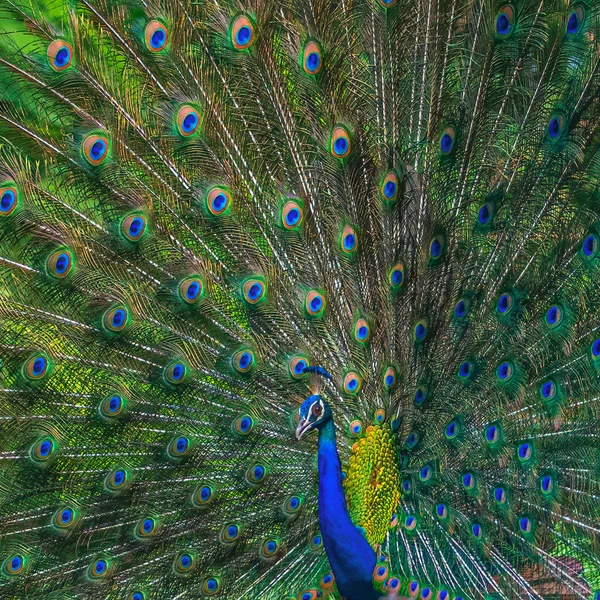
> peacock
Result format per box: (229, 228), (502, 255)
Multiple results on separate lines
(3, 0), (600, 598)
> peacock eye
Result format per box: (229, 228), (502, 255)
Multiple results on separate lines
(312, 404), (322, 416)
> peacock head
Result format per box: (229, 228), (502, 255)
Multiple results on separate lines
(296, 394), (332, 440)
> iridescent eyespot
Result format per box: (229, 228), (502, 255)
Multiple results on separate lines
(99, 393), (125, 419)
(421, 587), (433, 600)
(494, 485), (507, 505)
(177, 105), (201, 137)
(305, 290), (325, 316)
(373, 565), (389, 582)
(302, 41), (322, 75)
(47, 40), (73, 71)
(192, 484), (214, 507)
(458, 360), (474, 379)
(83, 134), (109, 166)
(243, 278), (265, 304)
(341, 224), (358, 254)
(135, 517), (156, 539)
(436, 503), (448, 519)
(381, 171), (399, 202)
(409, 579), (420, 598)
(234, 415), (254, 435)
(471, 522), (483, 540)
(429, 234), (445, 259)
(320, 572), (335, 589)
(330, 126), (351, 159)
(23, 353), (50, 381)
(540, 379), (556, 401)
(484, 423), (501, 445)
(284, 495), (302, 515)
(106, 467), (130, 492)
(462, 472), (476, 490)
(383, 367), (397, 390)
(145, 20), (168, 52)
(288, 356), (309, 379)
(419, 464), (432, 482)
(52, 506), (76, 530)
(437, 590), (449, 600)
(203, 577), (220, 595)
(349, 419), (363, 435)
(233, 349), (255, 373)
(374, 408), (385, 423)
(88, 558), (110, 579)
(353, 318), (371, 343)
(519, 516), (532, 534)
(540, 474), (555, 495)
(164, 361), (187, 384)
(389, 514), (398, 527)
(179, 276), (204, 305)
(582, 233), (599, 259)
(545, 304), (563, 327)
(517, 441), (533, 462)
(547, 114), (565, 140)
(231, 15), (254, 50)
(3, 554), (25, 576)
(246, 463), (266, 484)
(386, 577), (401, 592)
(477, 202), (494, 225)
(414, 385), (428, 406)
(103, 306), (129, 333)
(0, 186), (19, 216)
(591, 338), (600, 359)
(343, 372), (363, 394)
(168, 435), (190, 458)
(439, 127), (455, 154)
(445, 419), (460, 440)
(260, 539), (279, 559)
(389, 262), (404, 288)
(454, 297), (470, 318)
(496, 361), (513, 381)
(497, 292), (513, 314)
(130, 592), (145, 600)
(309, 534), (322, 550)
(206, 187), (231, 216)
(402, 477), (412, 494)
(121, 214), (147, 242)
(300, 590), (319, 600)
(174, 552), (195, 573)
(406, 431), (419, 449)
(46, 249), (74, 278)
(496, 5), (514, 35)
(404, 515), (417, 531)
(282, 200), (303, 229)
(567, 6), (585, 34)
(414, 319), (428, 342)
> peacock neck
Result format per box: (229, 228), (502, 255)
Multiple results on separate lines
(317, 418), (378, 600)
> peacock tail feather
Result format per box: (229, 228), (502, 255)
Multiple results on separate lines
(1, 0), (600, 598)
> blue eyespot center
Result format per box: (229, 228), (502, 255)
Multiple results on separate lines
(114, 470), (125, 485)
(55, 253), (70, 275)
(548, 117), (561, 139)
(334, 137), (349, 155)
(212, 193), (227, 211)
(236, 26), (251, 46)
(592, 338), (600, 357)
(391, 268), (403, 285)
(151, 29), (166, 48)
(344, 233), (356, 250)
(496, 12), (512, 34)
(472, 523), (482, 537)
(61, 508), (73, 523)
(143, 518), (153, 532)
(91, 140), (106, 160)
(248, 283), (262, 299)
(384, 181), (397, 198)
(518, 443), (531, 459)
(95, 560), (106, 574)
(541, 380), (555, 398)
(55, 47), (70, 66)
(289, 496), (300, 509)
(430, 238), (442, 257)
(415, 323), (426, 339)
(455, 300), (466, 317)
(310, 296), (322, 311)
(307, 52), (320, 71)
(240, 417), (252, 431)
(206, 578), (217, 590)
(176, 437), (188, 453)
(129, 217), (143, 237)
(385, 374), (394, 386)
(254, 465), (265, 479)
(239, 352), (251, 368)
(172, 363), (184, 380)
(567, 11), (579, 33)
(486, 425), (498, 441)
(186, 281), (200, 299)
(541, 475), (553, 492)
(286, 208), (300, 225)
(459, 361), (471, 377)
(11, 556), (22, 570)
(0, 190), (15, 211)
(497, 293), (511, 313)
(200, 486), (211, 500)
(478, 203), (491, 224)
(446, 422), (456, 437)
(180, 554), (191, 568)
(440, 133), (453, 153)
(183, 113), (198, 131)
(494, 487), (505, 502)
(33, 357), (46, 376)
(436, 504), (446, 517)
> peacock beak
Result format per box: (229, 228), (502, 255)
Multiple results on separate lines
(295, 418), (311, 440)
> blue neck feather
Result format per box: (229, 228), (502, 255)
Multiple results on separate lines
(317, 418), (377, 600)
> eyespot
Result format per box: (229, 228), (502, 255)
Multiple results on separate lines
(302, 40), (322, 75)
(174, 552), (195, 573)
(309, 534), (322, 550)
(437, 590), (449, 600)
(192, 484), (214, 507)
(458, 360), (474, 379)
(47, 40), (73, 71)
(591, 338), (600, 359)
(343, 372), (363, 394)
(353, 318), (371, 343)
(206, 187), (231, 216)
(0, 186), (19, 216)
(390, 418), (400, 432)
(233, 349), (255, 373)
(421, 587), (433, 600)
(373, 565), (389, 582)
(582, 233), (599, 259)
(164, 361), (188, 384)
(389, 514), (398, 527)
(88, 558), (110, 579)
(414, 385), (428, 406)
(135, 517), (156, 539)
(283, 495), (302, 515)
(341, 224), (358, 254)
(517, 441), (533, 462)
(419, 464), (432, 482)
(493, 485), (507, 505)
(168, 435), (190, 458)
(496, 360), (513, 381)
(260, 539), (279, 559)
(246, 463), (266, 484)
(105, 467), (130, 492)
(429, 234), (445, 259)
(299, 591), (319, 600)
(99, 394), (125, 419)
(477, 202), (494, 225)
(243, 278), (265, 304)
(404, 515), (417, 531)
(471, 522), (483, 540)
(82, 134), (109, 166)
(406, 431), (419, 450)
(231, 15), (255, 50)
(414, 319), (428, 342)
(547, 114), (565, 140)
(402, 477), (412, 494)
(102, 306), (129, 333)
(445, 419), (460, 440)
(281, 200), (303, 229)
(383, 367), (396, 390)
(496, 5), (514, 35)
(454, 297), (470, 319)
(320, 572), (335, 589)
(540, 379), (556, 401)
(349, 419), (363, 435)
(462, 472), (476, 490)
(497, 292), (514, 314)
(145, 20), (168, 52)
(567, 6), (585, 34)
(121, 214), (147, 242)
(540, 474), (555, 495)
(3, 554), (25, 576)
(439, 127), (455, 154)
(177, 105), (201, 137)
(381, 171), (399, 201)
(233, 415), (254, 435)
(46, 249), (74, 278)
(484, 423), (502, 446)
(289, 356), (309, 379)
(374, 408), (385, 423)
(386, 577), (401, 592)
(202, 577), (221, 595)
(179, 276), (204, 305)
(409, 579), (420, 598)
(130, 592), (145, 600)
(519, 516), (532, 534)
(331, 126), (351, 159)
(545, 304), (563, 327)
(436, 503), (448, 519)
(305, 290), (325, 316)
(389, 262), (404, 289)
(23, 353), (50, 381)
